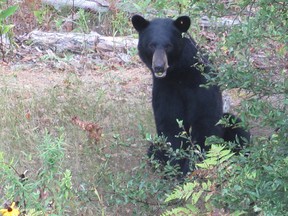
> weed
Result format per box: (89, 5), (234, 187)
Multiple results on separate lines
(111, 10), (132, 36)
(33, 6), (49, 26)
(0, 132), (73, 215)
(0, 1), (18, 60)
(74, 9), (90, 33)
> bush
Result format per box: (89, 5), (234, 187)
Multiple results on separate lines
(163, 0), (287, 215)
(0, 1), (18, 60)
(214, 133), (288, 215)
(0, 132), (74, 215)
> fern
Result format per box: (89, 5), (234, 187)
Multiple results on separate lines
(163, 145), (233, 215)
(165, 182), (199, 203)
(196, 144), (234, 169)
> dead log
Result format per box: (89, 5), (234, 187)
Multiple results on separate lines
(27, 30), (138, 55)
(42, 0), (109, 12)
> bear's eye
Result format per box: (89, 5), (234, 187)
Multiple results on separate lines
(148, 43), (156, 50)
(165, 44), (173, 51)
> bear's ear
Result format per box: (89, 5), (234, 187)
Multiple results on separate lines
(174, 16), (191, 32)
(132, 15), (150, 32)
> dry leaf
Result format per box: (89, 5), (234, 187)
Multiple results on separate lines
(25, 110), (31, 120)
(71, 116), (102, 143)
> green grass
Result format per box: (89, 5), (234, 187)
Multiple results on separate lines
(0, 64), (178, 215)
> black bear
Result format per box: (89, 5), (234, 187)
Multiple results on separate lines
(132, 15), (250, 176)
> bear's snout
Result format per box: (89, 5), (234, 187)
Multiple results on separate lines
(152, 49), (168, 78)
(153, 66), (166, 78)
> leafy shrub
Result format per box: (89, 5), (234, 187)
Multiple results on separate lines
(214, 133), (288, 215)
(201, 0), (287, 214)
(0, 132), (74, 215)
(162, 0), (287, 214)
(162, 145), (235, 215)
(0, 1), (18, 59)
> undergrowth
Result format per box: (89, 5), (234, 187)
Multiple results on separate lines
(0, 0), (287, 215)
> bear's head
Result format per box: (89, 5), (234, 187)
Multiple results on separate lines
(132, 15), (191, 78)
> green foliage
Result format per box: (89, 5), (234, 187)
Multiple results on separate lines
(146, 120), (205, 178)
(110, 10), (132, 36)
(119, 0), (195, 18)
(196, 144), (234, 169)
(33, 7), (49, 26)
(214, 133), (288, 215)
(0, 3), (18, 20)
(75, 9), (90, 33)
(164, 182), (200, 203)
(0, 132), (74, 215)
(188, 0), (288, 214)
(163, 145), (233, 215)
(0, 1), (18, 59)
(38, 131), (65, 169)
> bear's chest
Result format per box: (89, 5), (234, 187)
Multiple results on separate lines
(152, 79), (200, 107)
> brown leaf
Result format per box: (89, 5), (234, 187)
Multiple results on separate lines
(25, 110), (31, 120)
(71, 116), (102, 143)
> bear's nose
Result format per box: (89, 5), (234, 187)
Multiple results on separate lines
(154, 65), (165, 72)
(153, 66), (167, 78)
(152, 48), (168, 78)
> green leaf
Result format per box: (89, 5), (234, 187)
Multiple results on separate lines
(219, 152), (234, 163)
(185, 204), (199, 213)
(191, 190), (203, 204)
(0, 24), (14, 34)
(205, 193), (213, 202)
(0, 5), (19, 20)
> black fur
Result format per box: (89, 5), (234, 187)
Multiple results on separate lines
(132, 15), (250, 176)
